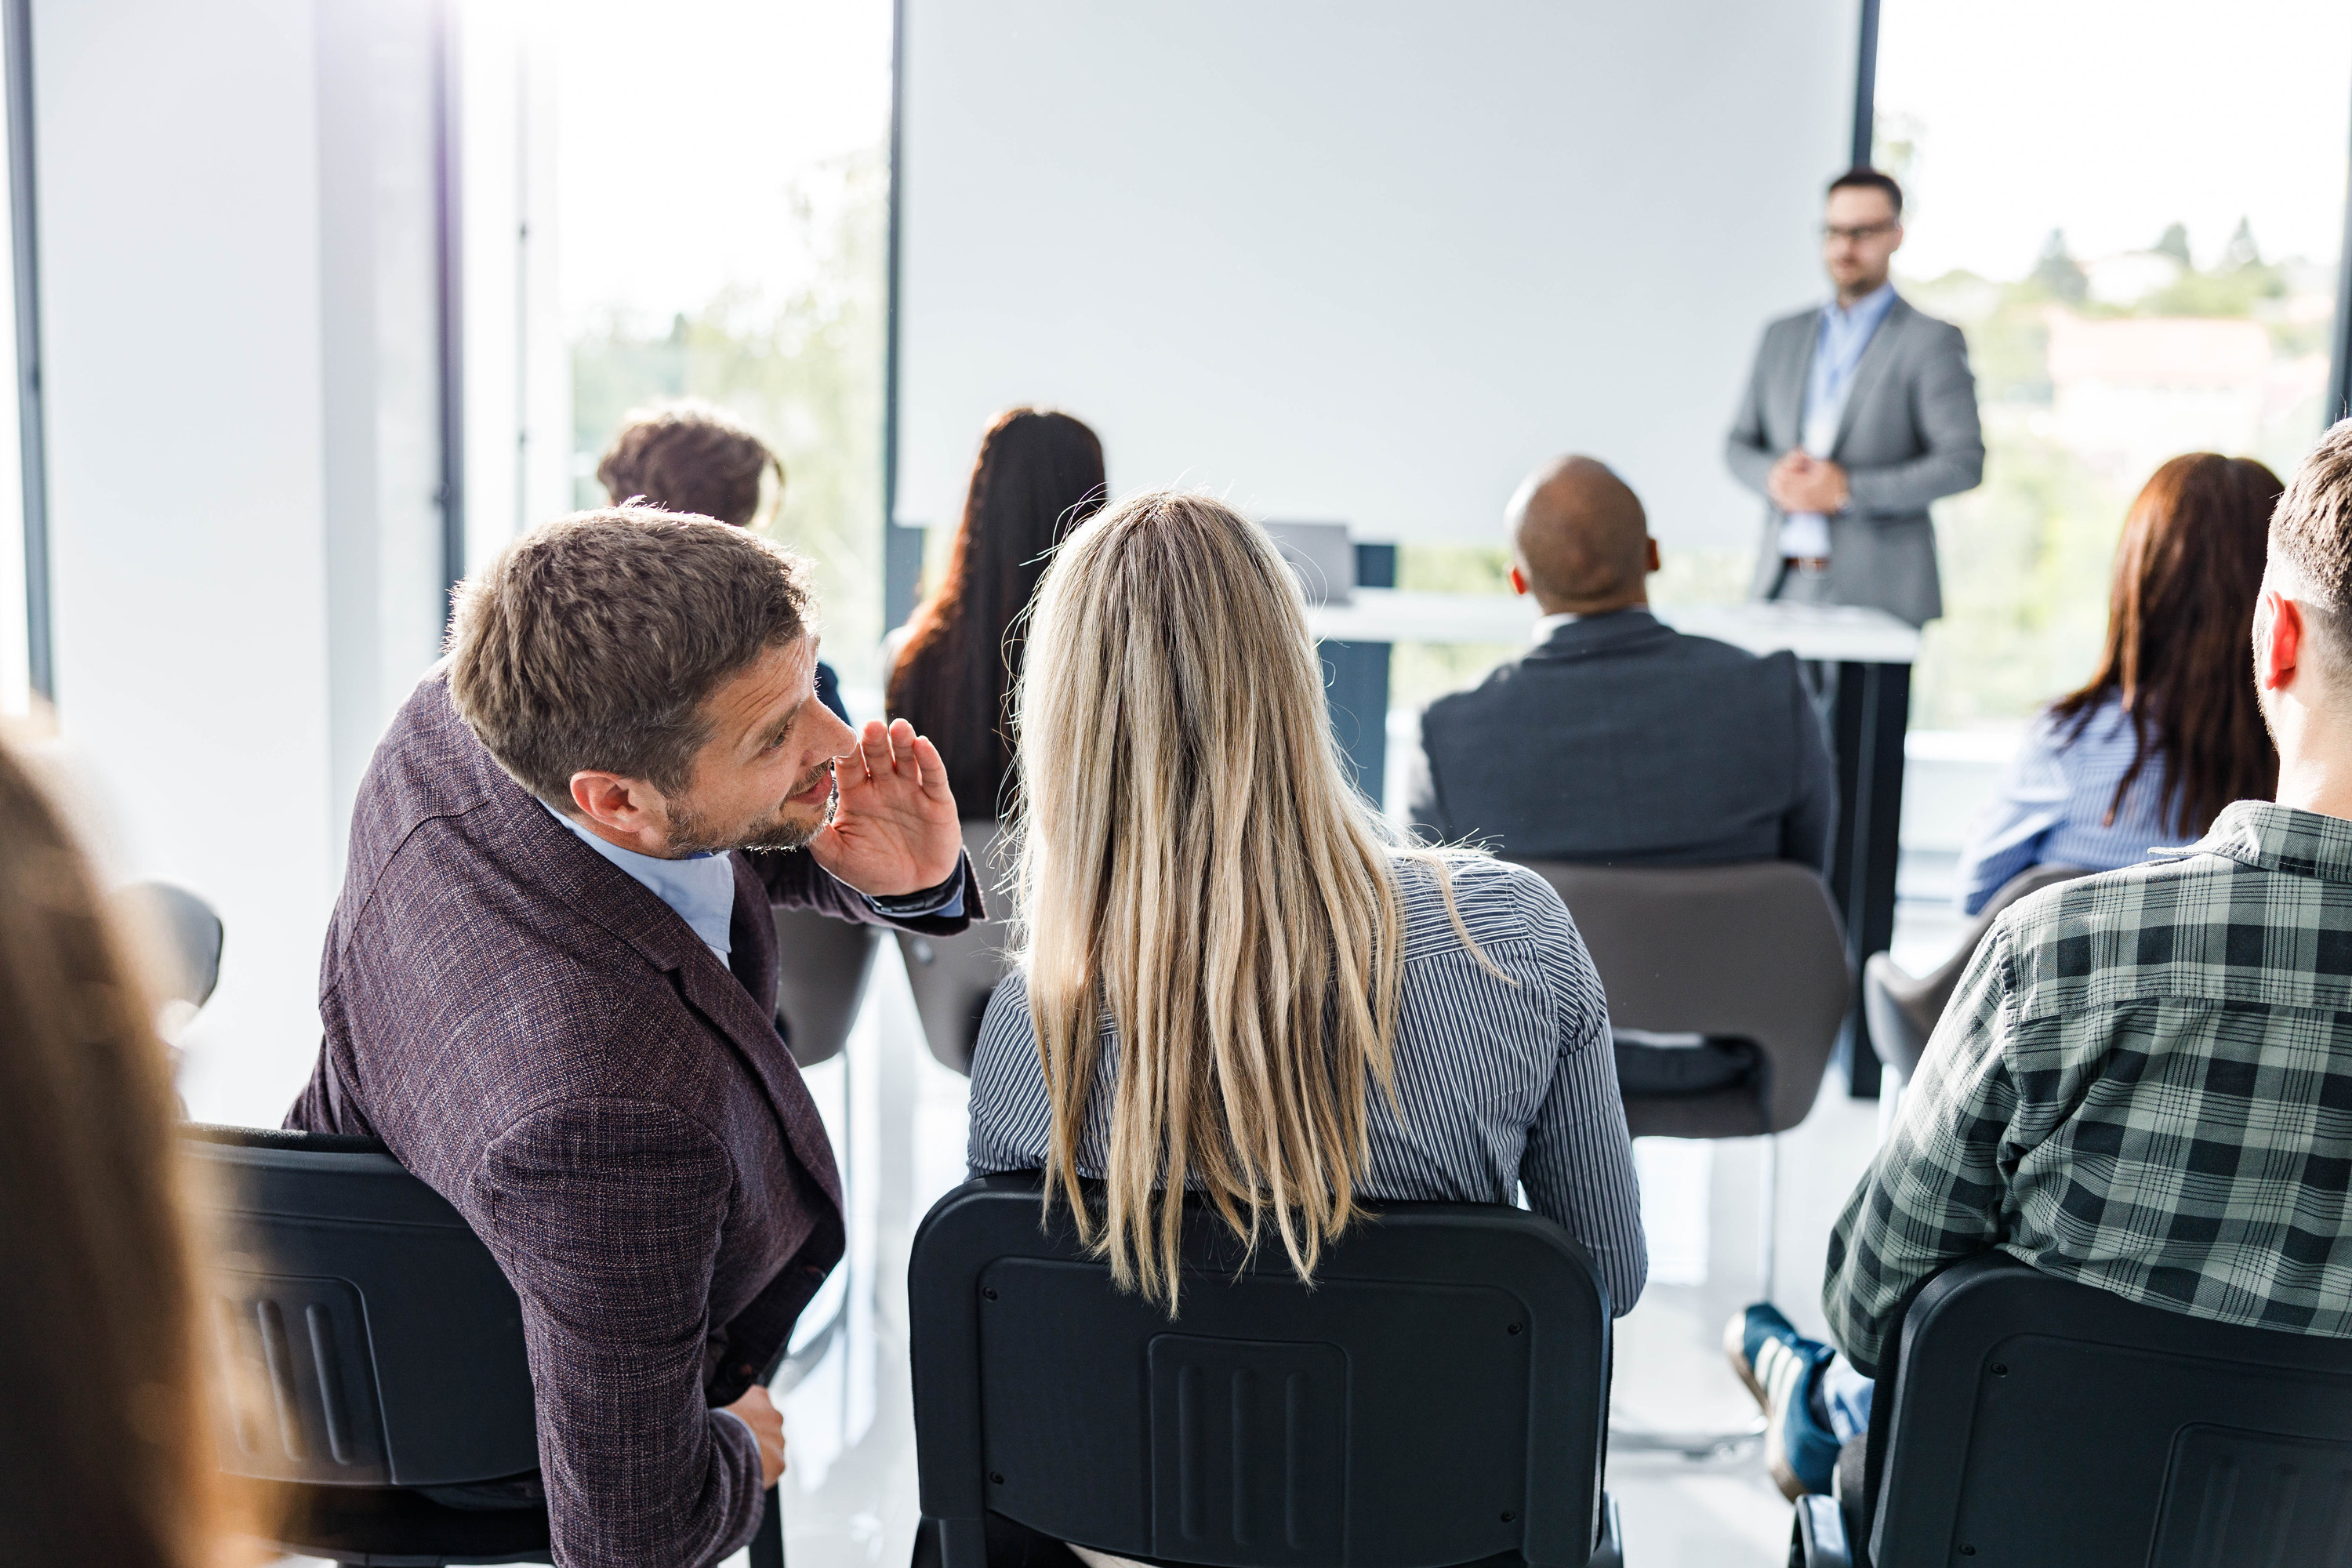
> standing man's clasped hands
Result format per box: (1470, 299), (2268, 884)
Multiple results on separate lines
(1766, 450), (1850, 517)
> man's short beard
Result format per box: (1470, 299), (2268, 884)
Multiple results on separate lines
(666, 767), (836, 856)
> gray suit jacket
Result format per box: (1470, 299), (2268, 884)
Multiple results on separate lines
(288, 673), (981, 1568)
(1406, 609), (1836, 870)
(1726, 294), (1983, 626)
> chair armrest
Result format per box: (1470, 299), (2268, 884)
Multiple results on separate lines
(1792, 1496), (1851, 1568)
(1834, 1436), (1871, 1566)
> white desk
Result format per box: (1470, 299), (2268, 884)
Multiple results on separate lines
(1305, 590), (1919, 666)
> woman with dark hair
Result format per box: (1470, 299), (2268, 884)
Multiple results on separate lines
(887, 408), (1107, 819)
(1957, 453), (2283, 913)
(0, 731), (251, 1564)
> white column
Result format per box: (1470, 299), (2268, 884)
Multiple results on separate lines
(459, 0), (568, 575)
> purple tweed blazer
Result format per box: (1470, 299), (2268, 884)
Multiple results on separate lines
(288, 673), (978, 1566)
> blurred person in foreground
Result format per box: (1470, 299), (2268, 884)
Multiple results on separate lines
(1726, 168), (1984, 627)
(286, 510), (980, 1566)
(597, 400), (852, 724)
(1957, 454), (2283, 913)
(1405, 454), (1835, 870)
(0, 729), (255, 1565)
(1729, 421), (2352, 1500)
(965, 492), (1647, 1326)
(887, 406), (1106, 822)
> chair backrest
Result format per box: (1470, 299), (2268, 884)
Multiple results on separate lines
(902, 820), (1018, 1074)
(185, 1125), (539, 1490)
(1512, 860), (1850, 1134)
(120, 880), (224, 1007)
(771, 907), (881, 1068)
(1863, 863), (2093, 1083)
(1919, 862), (2091, 1015)
(1865, 1254), (2352, 1566)
(909, 1174), (1613, 1568)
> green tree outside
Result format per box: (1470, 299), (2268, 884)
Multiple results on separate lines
(571, 152), (889, 691)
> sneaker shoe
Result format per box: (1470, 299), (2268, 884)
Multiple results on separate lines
(1723, 1303), (1838, 1500)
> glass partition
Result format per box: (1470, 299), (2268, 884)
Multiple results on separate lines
(554, 0), (894, 696)
(1876, 0), (2352, 727)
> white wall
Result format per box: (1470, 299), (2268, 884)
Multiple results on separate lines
(38, 0), (452, 1123)
(896, 0), (1860, 547)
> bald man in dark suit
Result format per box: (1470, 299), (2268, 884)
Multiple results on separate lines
(1405, 456), (1835, 869)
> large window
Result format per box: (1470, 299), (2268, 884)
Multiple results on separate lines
(1876, 0), (2352, 728)
(556, 0), (895, 695)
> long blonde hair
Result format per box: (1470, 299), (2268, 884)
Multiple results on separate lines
(1011, 491), (1425, 1304)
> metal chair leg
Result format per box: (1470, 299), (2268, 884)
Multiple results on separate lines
(753, 1482), (786, 1566)
(1610, 1132), (1781, 1460)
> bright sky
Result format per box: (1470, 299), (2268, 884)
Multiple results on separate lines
(553, 0), (892, 329)
(1878, 0), (2352, 277)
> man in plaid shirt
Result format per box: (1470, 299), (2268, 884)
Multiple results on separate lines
(1727, 418), (2352, 1499)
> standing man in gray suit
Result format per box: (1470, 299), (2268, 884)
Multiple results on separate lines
(1726, 169), (1984, 627)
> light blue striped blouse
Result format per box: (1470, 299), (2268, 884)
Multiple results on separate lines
(964, 852), (1650, 1316)
(1957, 695), (2197, 916)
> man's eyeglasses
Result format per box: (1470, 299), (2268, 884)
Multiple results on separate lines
(1822, 220), (1899, 244)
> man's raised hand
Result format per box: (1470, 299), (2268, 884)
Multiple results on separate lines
(808, 718), (964, 897)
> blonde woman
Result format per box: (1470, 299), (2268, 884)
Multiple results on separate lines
(966, 492), (1646, 1314)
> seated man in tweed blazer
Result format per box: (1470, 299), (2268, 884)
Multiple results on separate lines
(288, 509), (981, 1566)
(1727, 419), (2352, 1501)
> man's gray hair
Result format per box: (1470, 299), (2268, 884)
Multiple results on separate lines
(447, 506), (812, 805)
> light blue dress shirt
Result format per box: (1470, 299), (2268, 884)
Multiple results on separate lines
(545, 804), (964, 964)
(549, 806), (742, 960)
(1780, 281), (1900, 558)
(1955, 695), (2196, 916)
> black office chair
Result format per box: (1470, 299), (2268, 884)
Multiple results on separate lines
(188, 1123), (550, 1566)
(119, 879), (226, 1009)
(188, 1124), (791, 1566)
(900, 821), (1018, 1074)
(908, 1174), (1624, 1568)
(775, 906), (881, 1068)
(1791, 1254), (2352, 1567)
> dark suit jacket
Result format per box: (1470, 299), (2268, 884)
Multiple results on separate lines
(1724, 294), (1984, 626)
(1406, 610), (1836, 871)
(287, 673), (979, 1568)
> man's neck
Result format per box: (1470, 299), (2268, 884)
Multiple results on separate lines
(1835, 278), (1890, 310)
(2274, 753), (2352, 823)
(546, 800), (686, 861)
(1535, 594), (1647, 619)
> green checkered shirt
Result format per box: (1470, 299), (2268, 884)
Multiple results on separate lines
(1826, 800), (2352, 1376)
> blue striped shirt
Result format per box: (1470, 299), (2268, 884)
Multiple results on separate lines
(964, 852), (1649, 1315)
(1957, 695), (2194, 916)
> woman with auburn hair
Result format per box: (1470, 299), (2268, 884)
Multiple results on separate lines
(964, 491), (1646, 1312)
(1958, 453), (2284, 913)
(887, 407), (1107, 820)
(0, 731), (250, 1565)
